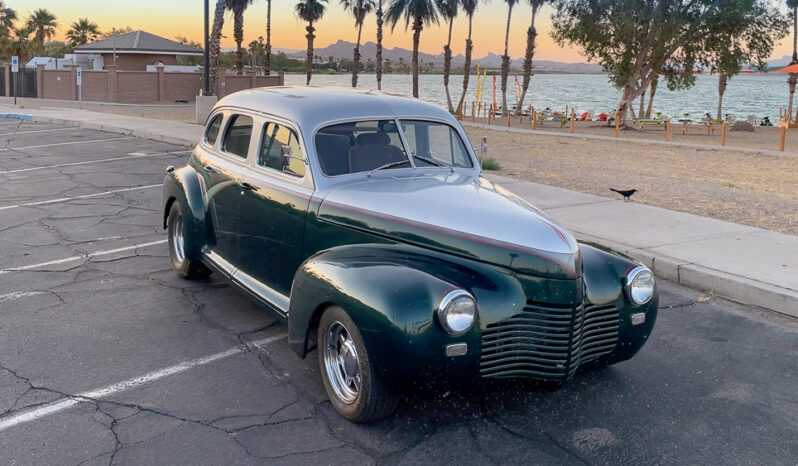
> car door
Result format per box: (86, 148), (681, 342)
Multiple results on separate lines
(236, 119), (313, 306)
(195, 112), (254, 265)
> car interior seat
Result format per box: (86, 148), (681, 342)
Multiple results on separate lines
(348, 132), (407, 173)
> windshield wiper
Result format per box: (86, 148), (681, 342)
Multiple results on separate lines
(366, 159), (410, 177)
(412, 154), (453, 169)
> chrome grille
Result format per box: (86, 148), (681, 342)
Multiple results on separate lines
(480, 300), (619, 381)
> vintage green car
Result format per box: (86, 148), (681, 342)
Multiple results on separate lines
(163, 87), (658, 422)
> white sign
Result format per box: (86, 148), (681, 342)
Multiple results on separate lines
(76, 67), (82, 86)
(11, 56), (18, 73)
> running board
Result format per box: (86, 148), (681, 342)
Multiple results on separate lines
(204, 250), (290, 317)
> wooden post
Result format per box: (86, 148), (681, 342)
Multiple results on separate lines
(507, 108), (511, 127)
(614, 112), (620, 138)
(666, 119), (671, 141)
(565, 104), (568, 119)
(570, 111), (576, 133)
(780, 125), (786, 152)
(471, 102), (475, 122)
(532, 110), (537, 130)
(721, 122), (727, 146)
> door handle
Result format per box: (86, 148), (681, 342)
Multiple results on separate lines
(240, 182), (259, 191)
(204, 165), (217, 173)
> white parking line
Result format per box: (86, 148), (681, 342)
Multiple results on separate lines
(0, 136), (134, 152)
(0, 150), (190, 175)
(0, 239), (167, 274)
(0, 291), (46, 301)
(0, 185), (161, 211)
(0, 127), (74, 137)
(0, 333), (288, 432)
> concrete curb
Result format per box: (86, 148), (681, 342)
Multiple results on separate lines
(2, 112), (795, 318)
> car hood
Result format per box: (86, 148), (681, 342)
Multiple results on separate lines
(317, 173), (581, 279)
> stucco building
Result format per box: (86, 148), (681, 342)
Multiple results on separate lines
(73, 30), (202, 71)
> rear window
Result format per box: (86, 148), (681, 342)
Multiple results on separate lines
(204, 114), (223, 145)
(221, 114), (253, 158)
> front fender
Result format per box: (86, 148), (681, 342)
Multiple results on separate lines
(162, 164), (207, 260)
(289, 244), (500, 387)
(580, 242), (659, 365)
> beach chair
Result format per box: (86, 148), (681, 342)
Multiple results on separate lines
(725, 114), (737, 124)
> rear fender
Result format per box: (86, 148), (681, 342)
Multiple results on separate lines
(162, 164), (208, 260)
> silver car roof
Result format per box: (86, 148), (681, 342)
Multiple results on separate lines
(213, 86), (460, 131)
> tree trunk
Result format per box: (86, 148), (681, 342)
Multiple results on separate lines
(306, 22), (315, 85)
(352, 23), (363, 88)
(716, 74), (727, 121)
(411, 17), (422, 98)
(209, 0), (227, 91)
(456, 15), (474, 115)
(515, 9), (538, 116)
(235, 9), (244, 75)
(265, 0), (272, 75)
(501, 4), (514, 114)
(638, 89), (645, 119)
(789, 74), (797, 122)
(443, 19), (454, 113)
(376, 0), (383, 90)
(645, 74), (658, 118)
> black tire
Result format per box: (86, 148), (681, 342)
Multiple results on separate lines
(317, 306), (399, 423)
(167, 201), (211, 279)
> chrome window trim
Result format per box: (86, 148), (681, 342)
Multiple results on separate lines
(247, 115), (315, 190)
(219, 112), (257, 160)
(202, 112), (225, 149)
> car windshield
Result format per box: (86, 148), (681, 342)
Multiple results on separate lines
(314, 119), (472, 176)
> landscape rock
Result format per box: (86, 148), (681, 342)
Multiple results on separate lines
(731, 121), (754, 132)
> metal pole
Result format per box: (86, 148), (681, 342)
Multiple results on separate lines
(204, 0), (212, 95)
(13, 70), (17, 106)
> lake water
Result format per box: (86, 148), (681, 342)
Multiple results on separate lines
(283, 72), (791, 120)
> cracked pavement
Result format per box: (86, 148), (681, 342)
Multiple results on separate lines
(0, 122), (796, 465)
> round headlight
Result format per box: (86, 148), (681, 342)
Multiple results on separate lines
(437, 289), (477, 336)
(626, 266), (655, 305)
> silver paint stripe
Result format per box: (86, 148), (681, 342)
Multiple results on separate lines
(0, 150), (191, 175)
(0, 333), (287, 432)
(0, 239), (167, 273)
(0, 136), (133, 152)
(0, 185), (161, 211)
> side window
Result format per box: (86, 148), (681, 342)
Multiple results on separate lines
(221, 114), (253, 158)
(400, 120), (473, 168)
(204, 114), (223, 146)
(258, 122), (306, 178)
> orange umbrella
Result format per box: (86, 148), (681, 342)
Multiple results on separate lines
(775, 63), (798, 73)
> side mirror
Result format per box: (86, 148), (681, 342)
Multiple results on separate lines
(281, 145), (292, 157)
(473, 136), (488, 156)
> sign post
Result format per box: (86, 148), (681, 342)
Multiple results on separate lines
(11, 55), (18, 105)
(76, 67), (83, 107)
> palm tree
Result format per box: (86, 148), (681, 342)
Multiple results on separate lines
(342, 0), (376, 87)
(788, 0), (798, 120)
(27, 8), (57, 57)
(500, 0), (518, 114)
(455, 0), (478, 115)
(295, 0), (328, 85)
(265, 0), (273, 75)
(376, 0), (384, 89)
(209, 0), (227, 91)
(249, 37), (265, 71)
(514, 0), (544, 116)
(227, 0), (254, 75)
(387, 0), (439, 98)
(66, 18), (100, 48)
(9, 24), (33, 62)
(436, 0), (458, 113)
(0, 1), (16, 35)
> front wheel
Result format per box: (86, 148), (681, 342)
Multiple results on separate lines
(167, 201), (210, 279)
(317, 306), (399, 423)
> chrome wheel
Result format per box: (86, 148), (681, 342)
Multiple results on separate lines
(323, 321), (361, 404)
(171, 214), (185, 263)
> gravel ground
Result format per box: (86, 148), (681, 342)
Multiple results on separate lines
(464, 126), (798, 235)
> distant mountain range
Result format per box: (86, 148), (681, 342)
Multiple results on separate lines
(287, 40), (604, 73)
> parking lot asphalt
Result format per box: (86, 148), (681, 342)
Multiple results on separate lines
(0, 121), (796, 465)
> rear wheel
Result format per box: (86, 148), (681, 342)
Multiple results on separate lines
(317, 306), (398, 423)
(167, 202), (210, 279)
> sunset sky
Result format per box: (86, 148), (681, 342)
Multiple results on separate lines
(8, 0), (794, 63)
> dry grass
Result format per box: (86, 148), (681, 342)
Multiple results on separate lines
(465, 126), (798, 235)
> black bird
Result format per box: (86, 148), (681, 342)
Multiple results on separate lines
(610, 188), (637, 202)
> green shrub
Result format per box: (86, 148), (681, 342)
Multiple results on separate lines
(479, 156), (501, 171)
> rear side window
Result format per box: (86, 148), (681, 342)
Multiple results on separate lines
(258, 122), (306, 178)
(222, 114), (253, 158)
(204, 114), (223, 145)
